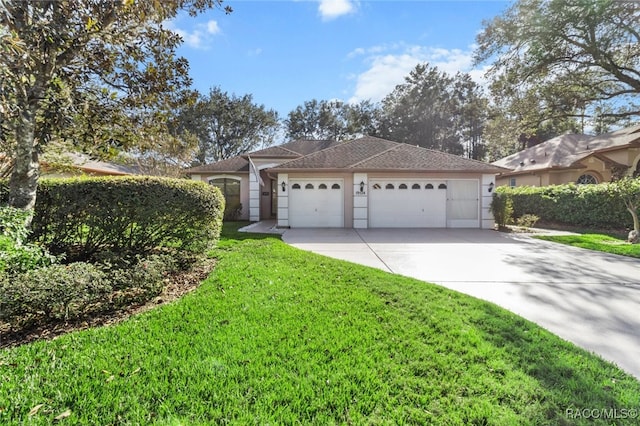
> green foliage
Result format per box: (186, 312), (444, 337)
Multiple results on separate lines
(489, 192), (513, 227)
(0, 254), (179, 329)
(475, 0), (639, 138)
(515, 214), (539, 228)
(0, 206), (30, 243)
(30, 176), (224, 260)
(1, 1), (230, 209)
(0, 236), (56, 276)
(379, 63), (488, 157)
(0, 262), (110, 325)
(285, 99), (380, 141)
(495, 181), (639, 229)
(0, 206), (57, 275)
(180, 87), (279, 164)
(106, 254), (177, 306)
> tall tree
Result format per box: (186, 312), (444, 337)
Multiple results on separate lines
(451, 73), (488, 160)
(379, 63), (485, 155)
(0, 0), (231, 211)
(475, 0), (640, 136)
(178, 87), (279, 165)
(284, 99), (380, 141)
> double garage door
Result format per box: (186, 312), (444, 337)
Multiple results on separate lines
(370, 179), (479, 228)
(288, 178), (479, 228)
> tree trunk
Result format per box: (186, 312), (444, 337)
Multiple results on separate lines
(8, 98), (40, 214)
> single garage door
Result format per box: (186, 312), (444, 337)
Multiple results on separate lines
(369, 179), (447, 228)
(289, 179), (344, 227)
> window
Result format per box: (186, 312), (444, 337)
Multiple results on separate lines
(372, 183), (381, 190)
(425, 183), (434, 189)
(331, 183), (341, 189)
(576, 174), (598, 185)
(292, 183), (301, 189)
(509, 178), (516, 187)
(438, 183), (447, 189)
(305, 183), (314, 189)
(385, 183), (395, 189)
(318, 183), (327, 189)
(210, 178), (240, 218)
(412, 183), (421, 189)
(399, 183), (408, 189)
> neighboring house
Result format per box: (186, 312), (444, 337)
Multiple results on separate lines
(492, 123), (640, 187)
(185, 136), (506, 229)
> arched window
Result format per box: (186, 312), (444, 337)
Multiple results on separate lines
(210, 178), (240, 217)
(425, 183), (434, 189)
(385, 183), (394, 189)
(305, 183), (314, 189)
(291, 183), (301, 189)
(438, 183), (447, 189)
(576, 174), (598, 185)
(399, 183), (408, 189)
(331, 183), (341, 189)
(412, 183), (421, 189)
(318, 183), (327, 189)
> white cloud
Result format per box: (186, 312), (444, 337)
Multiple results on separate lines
(318, 0), (357, 21)
(165, 19), (222, 50)
(348, 44), (488, 104)
(206, 20), (221, 35)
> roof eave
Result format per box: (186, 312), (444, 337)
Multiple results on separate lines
(268, 167), (505, 174)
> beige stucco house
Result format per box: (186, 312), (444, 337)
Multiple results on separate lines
(492, 124), (640, 187)
(185, 136), (506, 229)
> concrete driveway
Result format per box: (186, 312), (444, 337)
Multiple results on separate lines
(282, 228), (640, 379)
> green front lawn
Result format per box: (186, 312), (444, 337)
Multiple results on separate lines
(535, 233), (640, 258)
(1, 222), (638, 425)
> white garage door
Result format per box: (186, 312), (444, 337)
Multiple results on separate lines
(369, 180), (447, 228)
(289, 179), (344, 227)
(446, 180), (479, 228)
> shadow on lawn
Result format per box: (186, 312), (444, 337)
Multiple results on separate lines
(472, 303), (639, 425)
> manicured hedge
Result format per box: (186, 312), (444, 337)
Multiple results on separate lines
(23, 176), (224, 260)
(495, 183), (635, 229)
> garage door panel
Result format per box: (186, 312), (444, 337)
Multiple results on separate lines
(289, 180), (344, 227)
(369, 180), (446, 228)
(446, 180), (479, 228)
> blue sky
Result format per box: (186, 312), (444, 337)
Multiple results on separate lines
(168, 0), (511, 118)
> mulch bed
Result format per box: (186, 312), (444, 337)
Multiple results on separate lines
(0, 258), (216, 350)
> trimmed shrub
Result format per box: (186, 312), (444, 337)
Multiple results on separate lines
(0, 206), (57, 275)
(0, 262), (110, 325)
(0, 254), (180, 328)
(30, 176), (224, 260)
(496, 182), (636, 229)
(106, 254), (177, 306)
(489, 192), (514, 228)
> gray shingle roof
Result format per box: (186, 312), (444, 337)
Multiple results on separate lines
(184, 139), (343, 173)
(271, 136), (506, 173)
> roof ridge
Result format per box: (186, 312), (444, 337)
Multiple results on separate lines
(272, 140), (346, 168)
(347, 140), (401, 168)
(276, 146), (302, 156)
